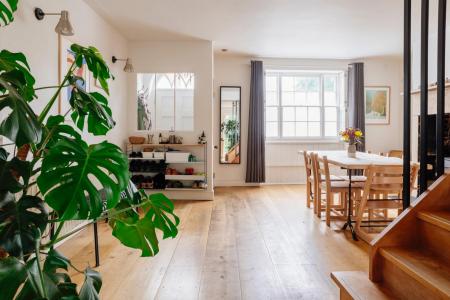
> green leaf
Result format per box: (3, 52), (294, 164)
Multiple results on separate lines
(111, 193), (179, 257)
(38, 115), (82, 151)
(0, 50), (35, 100)
(69, 86), (115, 136)
(37, 139), (129, 220)
(0, 155), (31, 193)
(0, 95), (42, 147)
(144, 193), (179, 239)
(0, 0), (18, 26)
(69, 44), (112, 95)
(0, 195), (48, 258)
(79, 268), (102, 300)
(0, 256), (27, 300)
(43, 249), (71, 284)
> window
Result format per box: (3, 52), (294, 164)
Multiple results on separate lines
(137, 73), (194, 131)
(265, 70), (345, 139)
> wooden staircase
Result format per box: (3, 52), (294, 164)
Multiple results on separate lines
(332, 175), (450, 300)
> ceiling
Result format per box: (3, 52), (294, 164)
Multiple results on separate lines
(85, 0), (409, 59)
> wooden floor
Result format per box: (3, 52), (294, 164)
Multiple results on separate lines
(59, 185), (370, 299)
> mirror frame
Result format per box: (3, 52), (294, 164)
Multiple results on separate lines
(219, 86), (242, 165)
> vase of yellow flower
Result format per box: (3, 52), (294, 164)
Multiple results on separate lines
(339, 128), (363, 158)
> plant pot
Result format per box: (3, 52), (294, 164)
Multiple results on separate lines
(347, 144), (357, 158)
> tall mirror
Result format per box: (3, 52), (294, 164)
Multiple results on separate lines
(220, 86), (241, 164)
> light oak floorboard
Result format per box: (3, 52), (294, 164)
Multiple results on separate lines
(58, 185), (369, 300)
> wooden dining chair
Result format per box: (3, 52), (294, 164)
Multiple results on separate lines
(354, 163), (419, 242)
(315, 155), (364, 226)
(302, 151), (315, 209)
(387, 150), (403, 158)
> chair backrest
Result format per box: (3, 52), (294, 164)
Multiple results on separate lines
(302, 151), (313, 180)
(388, 150), (403, 159)
(362, 163), (418, 200)
(316, 155), (332, 192)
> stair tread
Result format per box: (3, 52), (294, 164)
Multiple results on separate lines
(380, 247), (450, 298)
(331, 271), (396, 300)
(417, 211), (450, 232)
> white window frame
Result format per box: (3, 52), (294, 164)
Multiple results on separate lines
(265, 69), (346, 142)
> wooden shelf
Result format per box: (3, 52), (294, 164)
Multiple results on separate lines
(128, 157), (164, 160)
(144, 188), (207, 191)
(165, 174), (205, 181)
(128, 143), (206, 147)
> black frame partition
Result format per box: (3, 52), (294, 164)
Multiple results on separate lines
(436, 0), (447, 177)
(419, 0), (429, 196)
(403, 0), (412, 208)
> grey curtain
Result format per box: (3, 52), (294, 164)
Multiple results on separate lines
(246, 60), (266, 183)
(348, 63), (365, 152)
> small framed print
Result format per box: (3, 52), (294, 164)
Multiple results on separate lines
(364, 86), (390, 125)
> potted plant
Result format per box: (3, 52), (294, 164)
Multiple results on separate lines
(0, 2), (179, 299)
(339, 128), (363, 158)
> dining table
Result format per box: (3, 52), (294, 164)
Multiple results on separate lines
(311, 150), (403, 240)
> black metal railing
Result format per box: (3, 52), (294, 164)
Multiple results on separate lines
(403, 0), (447, 208)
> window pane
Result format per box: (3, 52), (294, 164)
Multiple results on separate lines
(296, 122), (308, 137)
(266, 107), (278, 122)
(175, 73), (194, 131)
(137, 73), (156, 131)
(281, 76), (294, 91)
(266, 91), (278, 106)
(324, 75), (337, 92)
(282, 91), (295, 106)
(155, 73), (175, 131)
(325, 122), (337, 137)
(295, 77), (307, 91)
(324, 91), (337, 106)
(294, 92), (307, 105)
(308, 122), (321, 137)
(266, 76), (277, 91)
(307, 92), (320, 105)
(266, 122), (278, 137)
(306, 78), (319, 91)
(324, 107), (337, 122)
(296, 107), (307, 121)
(282, 122), (295, 137)
(283, 107), (295, 121)
(308, 107), (321, 121)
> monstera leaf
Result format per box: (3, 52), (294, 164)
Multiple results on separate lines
(0, 154), (31, 193)
(79, 268), (102, 300)
(69, 84), (115, 136)
(37, 115), (82, 150)
(0, 0), (18, 26)
(0, 194), (48, 258)
(37, 139), (129, 220)
(0, 256), (27, 300)
(70, 44), (111, 94)
(0, 50), (35, 100)
(0, 95), (42, 146)
(111, 193), (179, 257)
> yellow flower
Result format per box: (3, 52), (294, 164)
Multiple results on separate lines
(355, 131), (363, 137)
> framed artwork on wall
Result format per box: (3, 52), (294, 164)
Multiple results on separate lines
(58, 35), (90, 115)
(364, 86), (390, 125)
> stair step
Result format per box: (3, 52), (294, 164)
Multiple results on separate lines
(380, 247), (450, 299)
(331, 271), (396, 300)
(417, 211), (450, 232)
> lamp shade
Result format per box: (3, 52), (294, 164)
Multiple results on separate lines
(123, 58), (134, 73)
(55, 10), (74, 36)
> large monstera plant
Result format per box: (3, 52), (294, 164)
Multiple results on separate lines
(0, 1), (180, 299)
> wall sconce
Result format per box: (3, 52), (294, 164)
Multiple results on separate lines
(34, 7), (74, 36)
(112, 56), (134, 73)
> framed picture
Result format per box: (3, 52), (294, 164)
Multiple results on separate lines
(364, 86), (390, 125)
(58, 36), (90, 115)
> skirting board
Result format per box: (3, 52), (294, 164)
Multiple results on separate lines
(145, 189), (214, 200)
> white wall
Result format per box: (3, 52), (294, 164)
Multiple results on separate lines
(0, 0), (129, 146)
(213, 55), (403, 185)
(128, 41), (214, 199)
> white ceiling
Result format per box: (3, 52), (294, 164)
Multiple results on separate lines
(85, 0), (407, 59)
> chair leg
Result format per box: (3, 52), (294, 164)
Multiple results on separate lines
(326, 193), (332, 227)
(316, 187), (322, 218)
(306, 181), (311, 208)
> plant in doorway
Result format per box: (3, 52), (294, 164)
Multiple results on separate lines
(0, 2), (179, 299)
